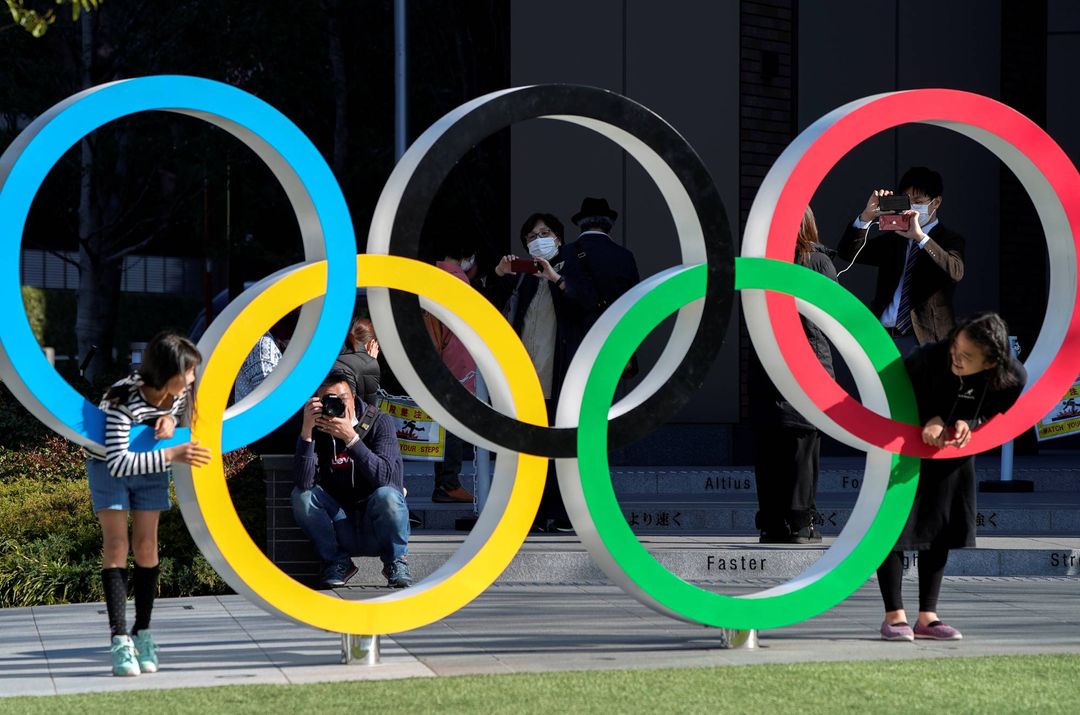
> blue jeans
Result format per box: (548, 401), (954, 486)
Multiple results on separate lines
(291, 485), (409, 565)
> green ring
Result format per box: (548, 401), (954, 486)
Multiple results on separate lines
(576, 257), (920, 629)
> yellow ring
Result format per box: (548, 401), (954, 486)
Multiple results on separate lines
(182, 254), (547, 634)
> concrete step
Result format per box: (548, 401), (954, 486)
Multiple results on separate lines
(264, 454), (1080, 499)
(313, 535), (1080, 587)
(400, 491), (1080, 535)
(401, 462), (1080, 496)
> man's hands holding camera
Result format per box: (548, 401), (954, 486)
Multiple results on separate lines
(861, 189), (927, 242)
(860, 189), (893, 223)
(301, 396), (358, 444)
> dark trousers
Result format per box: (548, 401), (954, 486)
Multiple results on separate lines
(537, 398), (568, 522)
(291, 485), (410, 566)
(876, 547), (949, 613)
(753, 427), (820, 533)
(434, 431), (471, 491)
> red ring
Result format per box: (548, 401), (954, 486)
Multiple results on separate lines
(763, 89), (1080, 458)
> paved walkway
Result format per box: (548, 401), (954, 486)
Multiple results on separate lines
(2, 576), (1079, 697)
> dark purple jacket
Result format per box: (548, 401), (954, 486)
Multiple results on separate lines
(293, 397), (404, 507)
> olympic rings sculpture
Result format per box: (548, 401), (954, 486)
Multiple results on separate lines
(0, 76), (1077, 635)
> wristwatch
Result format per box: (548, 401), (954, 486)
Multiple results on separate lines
(555, 275), (565, 288)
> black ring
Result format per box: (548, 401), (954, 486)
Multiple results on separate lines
(383, 84), (733, 457)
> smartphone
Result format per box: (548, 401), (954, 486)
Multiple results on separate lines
(509, 258), (539, 274)
(878, 194), (911, 213)
(879, 213), (911, 231)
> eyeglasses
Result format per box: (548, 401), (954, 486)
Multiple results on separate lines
(526, 230), (554, 241)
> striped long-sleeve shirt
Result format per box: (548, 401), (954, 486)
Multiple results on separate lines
(85, 374), (188, 477)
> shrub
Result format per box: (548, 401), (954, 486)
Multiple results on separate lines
(0, 535), (103, 607)
(0, 384), (54, 449)
(0, 434), (87, 483)
(0, 444), (267, 607)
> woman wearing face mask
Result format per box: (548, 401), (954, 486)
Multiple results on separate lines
(877, 312), (1025, 642)
(491, 213), (568, 400)
(488, 213), (575, 530)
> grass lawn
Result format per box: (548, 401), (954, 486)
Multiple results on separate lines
(2, 654), (1076, 714)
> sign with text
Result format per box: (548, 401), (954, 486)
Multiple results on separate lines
(377, 392), (446, 461)
(1035, 379), (1080, 441)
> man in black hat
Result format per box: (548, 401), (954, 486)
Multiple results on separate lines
(560, 197), (641, 324)
(532, 197), (640, 531)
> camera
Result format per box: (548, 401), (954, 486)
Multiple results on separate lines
(320, 393), (346, 418)
(877, 193), (911, 231)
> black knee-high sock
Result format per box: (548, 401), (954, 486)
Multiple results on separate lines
(101, 568), (128, 638)
(132, 564), (160, 636)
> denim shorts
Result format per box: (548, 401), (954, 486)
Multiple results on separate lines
(86, 458), (172, 512)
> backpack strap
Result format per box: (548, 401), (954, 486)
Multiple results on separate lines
(356, 404), (380, 443)
(575, 247), (611, 311)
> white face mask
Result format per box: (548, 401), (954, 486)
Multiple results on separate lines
(527, 236), (558, 260)
(912, 201), (936, 226)
(460, 255), (476, 272)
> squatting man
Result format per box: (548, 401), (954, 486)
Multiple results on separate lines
(291, 370), (413, 590)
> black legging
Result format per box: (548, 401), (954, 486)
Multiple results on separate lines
(876, 547), (950, 614)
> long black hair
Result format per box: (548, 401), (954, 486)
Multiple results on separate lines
(949, 312), (1021, 390)
(105, 331), (202, 425)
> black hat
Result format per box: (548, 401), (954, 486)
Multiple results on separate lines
(571, 197), (618, 225)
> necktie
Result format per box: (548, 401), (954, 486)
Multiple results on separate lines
(894, 243), (920, 335)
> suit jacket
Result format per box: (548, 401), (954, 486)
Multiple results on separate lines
(558, 232), (641, 381)
(836, 222), (965, 344)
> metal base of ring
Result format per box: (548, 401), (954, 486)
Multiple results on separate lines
(341, 634), (381, 665)
(717, 629), (758, 649)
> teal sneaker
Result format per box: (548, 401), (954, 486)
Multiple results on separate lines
(132, 630), (159, 673)
(110, 635), (141, 677)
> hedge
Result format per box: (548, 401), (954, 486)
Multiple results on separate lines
(0, 385), (265, 608)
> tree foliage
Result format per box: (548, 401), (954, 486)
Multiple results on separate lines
(4, 0), (99, 37)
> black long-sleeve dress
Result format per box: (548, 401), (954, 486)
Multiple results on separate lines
(894, 341), (1026, 551)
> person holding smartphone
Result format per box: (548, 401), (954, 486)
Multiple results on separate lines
(836, 167), (965, 353)
(487, 212), (577, 531)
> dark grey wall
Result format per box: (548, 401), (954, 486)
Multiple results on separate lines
(510, 0), (740, 423)
(799, 0), (1002, 323)
(508, 0), (1068, 431)
(1048, 2), (1080, 167)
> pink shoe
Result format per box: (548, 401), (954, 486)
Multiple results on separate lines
(914, 620), (963, 640)
(880, 621), (914, 642)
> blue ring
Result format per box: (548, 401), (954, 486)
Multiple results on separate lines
(0, 76), (355, 452)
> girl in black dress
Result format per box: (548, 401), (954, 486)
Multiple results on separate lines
(878, 312), (1026, 641)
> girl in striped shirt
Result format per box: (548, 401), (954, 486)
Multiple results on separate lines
(86, 331), (211, 676)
